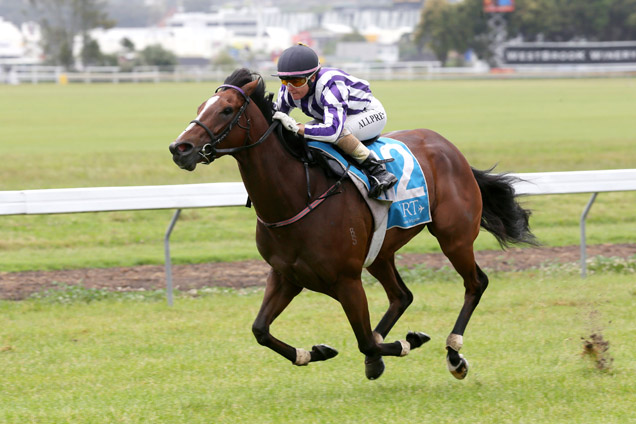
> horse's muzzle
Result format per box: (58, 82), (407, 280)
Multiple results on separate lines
(169, 141), (198, 171)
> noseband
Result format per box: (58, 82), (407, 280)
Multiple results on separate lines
(190, 84), (279, 164)
(190, 84), (251, 164)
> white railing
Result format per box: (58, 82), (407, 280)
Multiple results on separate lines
(4, 63), (636, 85)
(5, 65), (231, 84)
(1, 169), (635, 303)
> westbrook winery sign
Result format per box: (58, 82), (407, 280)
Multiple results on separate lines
(503, 41), (636, 65)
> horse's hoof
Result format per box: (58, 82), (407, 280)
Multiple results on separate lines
(406, 331), (431, 350)
(311, 344), (338, 362)
(447, 353), (469, 380)
(365, 356), (385, 380)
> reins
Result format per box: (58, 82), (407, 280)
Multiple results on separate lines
(193, 83), (344, 228)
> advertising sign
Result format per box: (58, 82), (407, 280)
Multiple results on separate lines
(504, 42), (636, 65)
(483, 0), (515, 13)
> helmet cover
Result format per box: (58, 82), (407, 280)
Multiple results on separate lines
(273, 44), (320, 78)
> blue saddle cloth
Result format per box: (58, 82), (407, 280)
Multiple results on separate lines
(308, 137), (432, 229)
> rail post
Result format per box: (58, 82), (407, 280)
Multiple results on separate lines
(164, 209), (182, 306)
(580, 193), (598, 278)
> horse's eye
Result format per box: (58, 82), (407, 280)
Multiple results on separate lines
(222, 107), (233, 115)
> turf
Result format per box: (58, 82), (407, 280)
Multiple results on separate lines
(1, 268), (634, 423)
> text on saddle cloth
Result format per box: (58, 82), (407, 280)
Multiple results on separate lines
(307, 137), (432, 229)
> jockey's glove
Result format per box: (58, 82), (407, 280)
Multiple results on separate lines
(273, 111), (299, 134)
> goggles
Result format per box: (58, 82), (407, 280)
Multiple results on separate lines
(280, 70), (317, 88)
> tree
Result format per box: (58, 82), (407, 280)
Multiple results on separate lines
(414, 0), (480, 65)
(137, 45), (178, 68)
(604, 0), (636, 40)
(453, 0), (492, 63)
(28, 0), (114, 68)
(340, 31), (367, 42)
(507, 0), (636, 41)
(414, 0), (636, 65)
(80, 37), (117, 66)
(80, 37), (102, 66)
(414, 0), (457, 65)
(120, 37), (135, 52)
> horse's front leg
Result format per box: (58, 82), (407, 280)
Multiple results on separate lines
(335, 278), (428, 380)
(251, 269), (338, 366)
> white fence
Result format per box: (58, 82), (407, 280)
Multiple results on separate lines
(4, 65), (231, 84)
(4, 63), (636, 85)
(1, 169), (636, 304)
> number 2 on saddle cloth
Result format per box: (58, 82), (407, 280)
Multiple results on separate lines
(308, 136), (432, 230)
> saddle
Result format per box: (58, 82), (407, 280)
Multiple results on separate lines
(277, 125), (349, 180)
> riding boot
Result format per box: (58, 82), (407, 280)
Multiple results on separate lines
(359, 153), (398, 199)
(336, 133), (397, 199)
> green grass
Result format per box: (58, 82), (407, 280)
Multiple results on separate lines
(1, 79), (635, 272)
(1, 268), (635, 423)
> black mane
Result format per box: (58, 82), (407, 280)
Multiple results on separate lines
(223, 67), (305, 153)
(223, 68), (273, 123)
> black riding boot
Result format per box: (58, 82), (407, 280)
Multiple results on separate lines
(360, 156), (398, 199)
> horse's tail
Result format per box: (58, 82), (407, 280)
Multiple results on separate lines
(472, 167), (539, 249)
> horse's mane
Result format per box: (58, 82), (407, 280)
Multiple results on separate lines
(223, 68), (306, 156)
(223, 68), (273, 123)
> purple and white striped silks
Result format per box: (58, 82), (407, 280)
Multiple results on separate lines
(274, 67), (375, 143)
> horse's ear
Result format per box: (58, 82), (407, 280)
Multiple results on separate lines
(242, 79), (260, 96)
(197, 101), (206, 114)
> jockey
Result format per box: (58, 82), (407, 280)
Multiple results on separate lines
(272, 43), (398, 199)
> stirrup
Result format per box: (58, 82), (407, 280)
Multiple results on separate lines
(368, 157), (394, 165)
(368, 176), (396, 199)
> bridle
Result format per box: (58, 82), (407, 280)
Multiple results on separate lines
(187, 82), (344, 228)
(191, 83), (279, 164)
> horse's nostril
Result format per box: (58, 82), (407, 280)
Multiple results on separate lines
(171, 141), (194, 155)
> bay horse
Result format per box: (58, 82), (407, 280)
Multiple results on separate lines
(169, 68), (536, 380)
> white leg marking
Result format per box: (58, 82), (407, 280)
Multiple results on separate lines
(446, 333), (463, 352)
(373, 331), (384, 344)
(294, 348), (311, 366)
(399, 340), (411, 357)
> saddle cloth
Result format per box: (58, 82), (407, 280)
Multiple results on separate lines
(308, 137), (432, 266)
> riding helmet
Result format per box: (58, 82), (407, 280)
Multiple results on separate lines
(273, 43), (320, 78)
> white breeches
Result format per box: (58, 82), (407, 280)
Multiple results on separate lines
(342, 97), (388, 142)
(306, 97), (388, 143)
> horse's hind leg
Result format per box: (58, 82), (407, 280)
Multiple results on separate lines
(432, 229), (489, 379)
(252, 269), (338, 366)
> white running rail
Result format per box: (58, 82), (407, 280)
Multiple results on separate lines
(2, 169), (635, 303)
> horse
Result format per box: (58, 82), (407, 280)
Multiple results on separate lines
(169, 68), (536, 380)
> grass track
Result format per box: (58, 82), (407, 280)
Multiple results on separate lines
(1, 270), (635, 423)
(0, 79), (635, 271)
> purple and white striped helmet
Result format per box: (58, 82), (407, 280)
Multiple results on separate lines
(273, 43), (320, 78)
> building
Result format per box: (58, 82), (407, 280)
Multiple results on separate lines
(0, 17), (41, 66)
